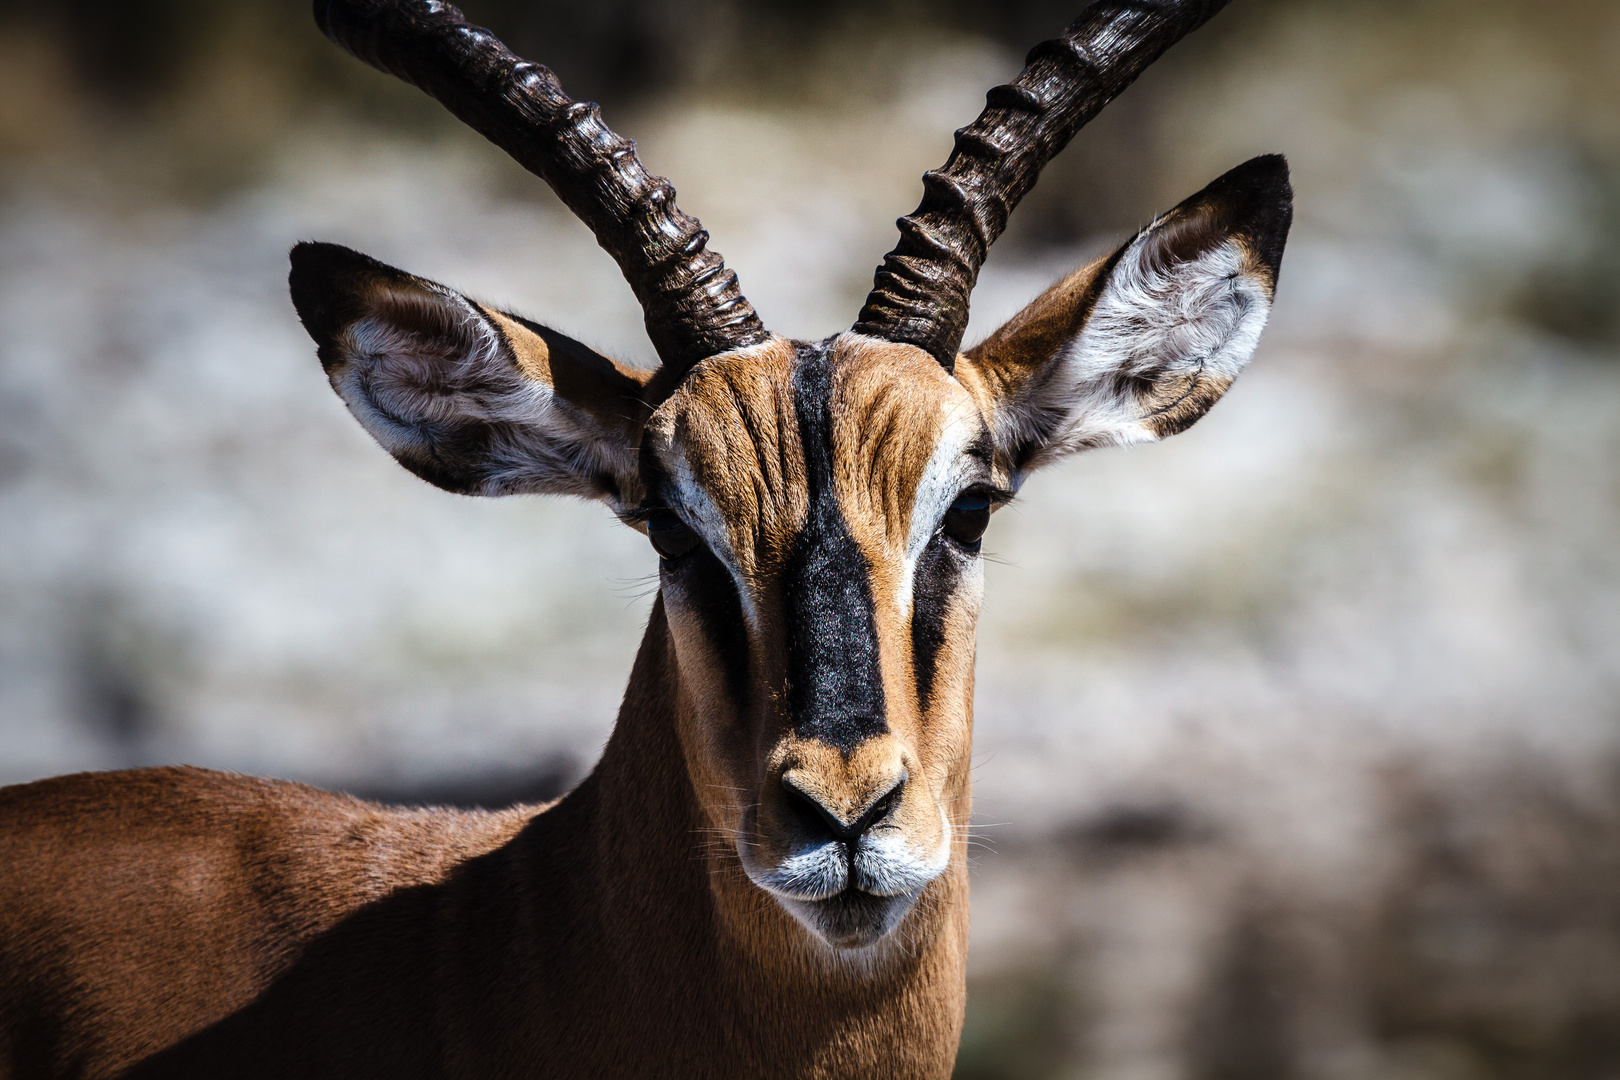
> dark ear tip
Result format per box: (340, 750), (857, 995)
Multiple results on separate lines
(1197, 154), (1292, 216)
(1187, 154), (1293, 284)
(288, 241), (381, 300)
(289, 239), (354, 276)
(288, 241), (408, 353)
(290, 241), (356, 345)
(1224, 153), (1290, 189)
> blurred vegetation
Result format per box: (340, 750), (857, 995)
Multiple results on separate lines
(4, 0), (1619, 264)
(4, 0), (1619, 284)
(1513, 154), (1620, 348)
(951, 769), (1620, 1080)
(0, 0), (1222, 114)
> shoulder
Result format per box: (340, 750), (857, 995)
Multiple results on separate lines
(0, 766), (544, 900)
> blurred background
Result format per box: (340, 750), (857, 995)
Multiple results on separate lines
(2, 0), (1619, 1075)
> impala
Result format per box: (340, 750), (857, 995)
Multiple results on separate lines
(0, 0), (1290, 1076)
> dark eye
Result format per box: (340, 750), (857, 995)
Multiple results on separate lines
(647, 510), (699, 561)
(942, 491), (992, 550)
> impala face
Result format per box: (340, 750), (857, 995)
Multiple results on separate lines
(642, 336), (992, 947)
(290, 151), (1293, 954)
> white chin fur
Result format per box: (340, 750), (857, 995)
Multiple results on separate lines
(739, 812), (953, 950)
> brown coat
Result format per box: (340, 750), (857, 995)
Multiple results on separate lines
(0, 602), (967, 1079)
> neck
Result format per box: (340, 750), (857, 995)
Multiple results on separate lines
(549, 596), (969, 1077)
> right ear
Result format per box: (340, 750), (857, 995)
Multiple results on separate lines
(288, 242), (651, 509)
(956, 155), (1292, 485)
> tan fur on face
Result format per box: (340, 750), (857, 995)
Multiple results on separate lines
(649, 337), (983, 607)
(824, 338), (974, 554)
(644, 336), (987, 962)
(820, 338), (984, 815)
(647, 338), (809, 581)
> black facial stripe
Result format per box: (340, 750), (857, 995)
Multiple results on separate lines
(910, 542), (960, 710)
(784, 340), (887, 753)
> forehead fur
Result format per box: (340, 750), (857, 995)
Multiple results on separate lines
(648, 337), (805, 578)
(645, 335), (982, 577)
(825, 336), (976, 554)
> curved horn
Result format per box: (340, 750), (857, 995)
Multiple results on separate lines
(314, 0), (770, 374)
(852, 0), (1233, 372)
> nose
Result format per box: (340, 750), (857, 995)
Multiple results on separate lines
(781, 770), (906, 846)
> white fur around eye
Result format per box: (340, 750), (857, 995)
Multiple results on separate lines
(666, 453), (761, 630)
(896, 409), (979, 617)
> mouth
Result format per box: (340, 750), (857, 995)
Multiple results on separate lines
(735, 804), (952, 950)
(779, 888), (914, 950)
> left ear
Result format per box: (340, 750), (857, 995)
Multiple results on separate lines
(957, 154), (1293, 481)
(289, 242), (653, 510)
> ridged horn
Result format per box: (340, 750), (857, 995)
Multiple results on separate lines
(314, 0), (770, 374)
(852, 0), (1234, 372)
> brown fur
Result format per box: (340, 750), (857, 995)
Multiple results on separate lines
(0, 604), (966, 1079)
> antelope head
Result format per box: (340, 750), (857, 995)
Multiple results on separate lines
(290, 0), (1290, 954)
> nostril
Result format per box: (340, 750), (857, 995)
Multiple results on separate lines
(782, 781), (845, 843)
(780, 772), (906, 845)
(855, 775), (906, 835)
(847, 774), (905, 841)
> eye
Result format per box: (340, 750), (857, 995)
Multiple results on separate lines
(647, 510), (699, 561)
(942, 491), (992, 551)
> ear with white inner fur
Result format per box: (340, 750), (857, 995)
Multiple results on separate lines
(957, 154), (1293, 483)
(289, 242), (651, 509)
